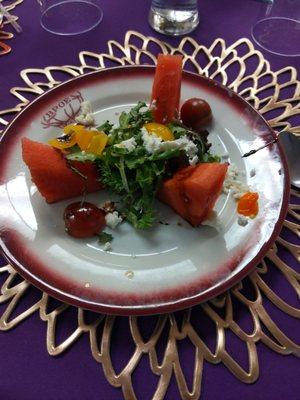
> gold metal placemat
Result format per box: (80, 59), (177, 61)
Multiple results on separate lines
(0, 31), (299, 400)
(0, 0), (22, 56)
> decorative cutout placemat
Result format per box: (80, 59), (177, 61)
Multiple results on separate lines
(0, 31), (299, 400)
(0, 0), (22, 56)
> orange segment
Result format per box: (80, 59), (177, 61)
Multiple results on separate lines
(144, 122), (174, 141)
(237, 192), (259, 218)
(76, 129), (96, 151)
(48, 124), (84, 150)
(87, 131), (108, 155)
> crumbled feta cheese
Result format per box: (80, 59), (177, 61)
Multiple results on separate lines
(75, 101), (95, 126)
(238, 215), (249, 226)
(103, 242), (111, 251)
(76, 113), (95, 126)
(105, 211), (123, 229)
(233, 192), (246, 200)
(223, 164), (250, 198)
(189, 155), (199, 166)
(80, 101), (92, 115)
(250, 168), (256, 177)
(114, 137), (137, 152)
(141, 127), (163, 153)
(141, 130), (198, 165)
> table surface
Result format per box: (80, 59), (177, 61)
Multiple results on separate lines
(0, 1), (299, 399)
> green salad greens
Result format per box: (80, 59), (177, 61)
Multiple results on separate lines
(66, 102), (219, 229)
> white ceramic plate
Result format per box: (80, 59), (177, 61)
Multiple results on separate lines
(0, 67), (289, 315)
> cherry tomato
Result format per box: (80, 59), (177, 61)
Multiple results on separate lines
(180, 98), (212, 130)
(64, 202), (106, 238)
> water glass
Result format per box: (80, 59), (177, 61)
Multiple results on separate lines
(39, 0), (103, 36)
(251, 0), (300, 56)
(149, 0), (199, 36)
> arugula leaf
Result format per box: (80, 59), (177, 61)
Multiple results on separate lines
(98, 231), (113, 244)
(97, 120), (114, 134)
(201, 153), (221, 163)
(167, 122), (187, 139)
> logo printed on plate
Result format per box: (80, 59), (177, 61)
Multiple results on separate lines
(41, 90), (84, 129)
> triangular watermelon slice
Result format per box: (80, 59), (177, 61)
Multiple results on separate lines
(22, 137), (103, 203)
(158, 163), (228, 226)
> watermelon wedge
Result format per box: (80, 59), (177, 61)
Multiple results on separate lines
(151, 54), (183, 124)
(158, 163), (228, 226)
(22, 138), (103, 203)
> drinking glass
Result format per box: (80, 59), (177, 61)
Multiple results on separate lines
(39, 0), (103, 35)
(251, 0), (300, 56)
(149, 0), (199, 36)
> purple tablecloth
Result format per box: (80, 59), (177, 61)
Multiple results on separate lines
(0, 1), (299, 399)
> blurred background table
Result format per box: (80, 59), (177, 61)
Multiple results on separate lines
(0, 1), (299, 399)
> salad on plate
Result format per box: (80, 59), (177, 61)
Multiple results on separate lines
(22, 54), (259, 247)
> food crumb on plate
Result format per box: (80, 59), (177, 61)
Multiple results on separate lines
(125, 270), (134, 279)
(103, 242), (111, 251)
(238, 215), (249, 226)
(250, 168), (256, 177)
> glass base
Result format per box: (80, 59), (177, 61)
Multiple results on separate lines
(148, 7), (199, 36)
(251, 17), (300, 57)
(41, 0), (103, 36)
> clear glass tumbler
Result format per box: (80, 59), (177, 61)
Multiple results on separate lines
(251, 0), (300, 57)
(149, 0), (199, 36)
(39, 0), (103, 36)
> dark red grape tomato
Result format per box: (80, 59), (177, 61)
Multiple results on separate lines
(180, 98), (212, 130)
(64, 201), (105, 238)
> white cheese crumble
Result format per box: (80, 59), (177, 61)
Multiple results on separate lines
(103, 242), (111, 251)
(114, 137), (137, 152)
(141, 129), (199, 165)
(223, 164), (249, 199)
(75, 101), (95, 126)
(105, 211), (123, 229)
(141, 127), (162, 153)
